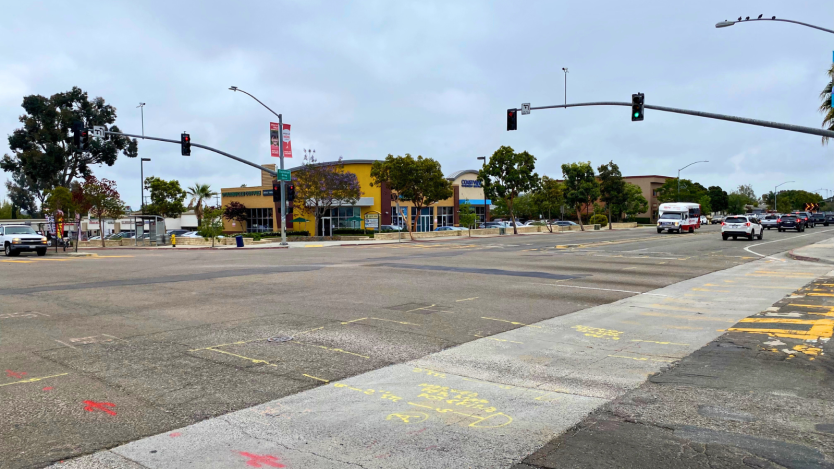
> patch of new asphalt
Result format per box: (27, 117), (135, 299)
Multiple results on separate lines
(3, 226), (833, 468)
(519, 268), (834, 469)
(48, 249), (833, 468)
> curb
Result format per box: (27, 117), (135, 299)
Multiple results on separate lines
(77, 245), (290, 251)
(787, 249), (834, 265)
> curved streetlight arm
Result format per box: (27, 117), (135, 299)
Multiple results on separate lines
(678, 160), (708, 172)
(715, 17), (834, 34)
(775, 181), (794, 189)
(229, 87), (282, 119)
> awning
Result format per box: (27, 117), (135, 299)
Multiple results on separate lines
(306, 197), (376, 207)
(461, 199), (492, 205)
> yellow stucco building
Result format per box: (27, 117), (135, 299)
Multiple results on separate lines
(220, 161), (491, 235)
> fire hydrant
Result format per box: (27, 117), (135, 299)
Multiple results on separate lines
(171, 233), (176, 248)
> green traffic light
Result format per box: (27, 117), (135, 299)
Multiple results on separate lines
(634, 112), (640, 118)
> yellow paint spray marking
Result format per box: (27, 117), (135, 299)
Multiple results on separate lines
(201, 348), (279, 367)
(739, 318), (826, 325)
(29, 258), (75, 262)
(406, 402), (513, 428)
(369, 317), (420, 326)
(481, 317), (542, 328)
(341, 317), (368, 325)
(573, 325), (622, 340)
(0, 372), (69, 388)
(473, 334), (523, 344)
(631, 339), (690, 346)
(302, 374), (330, 383)
(304, 244), (324, 248)
(640, 312), (735, 322)
(290, 341), (370, 359)
(608, 355), (674, 363)
(793, 344), (823, 356)
(728, 319), (833, 341)
(456, 297), (478, 302)
(1, 260), (33, 263)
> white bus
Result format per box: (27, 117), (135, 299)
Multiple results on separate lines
(657, 202), (701, 233)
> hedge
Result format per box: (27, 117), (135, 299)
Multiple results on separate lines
(589, 214), (608, 226)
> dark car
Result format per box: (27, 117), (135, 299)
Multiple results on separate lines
(778, 214), (804, 232)
(810, 213), (827, 226)
(793, 211), (814, 228)
(826, 212), (834, 226)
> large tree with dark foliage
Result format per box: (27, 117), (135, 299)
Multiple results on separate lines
(1, 87), (138, 210)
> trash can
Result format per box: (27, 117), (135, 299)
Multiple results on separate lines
(499, 227), (506, 235)
(594, 224), (601, 230)
(235, 235), (244, 248)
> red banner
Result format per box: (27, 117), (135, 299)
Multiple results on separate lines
(270, 122), (292, 158)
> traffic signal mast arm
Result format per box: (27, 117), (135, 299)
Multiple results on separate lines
(516, 101), (834, 139)
(101, 130), (278, 177)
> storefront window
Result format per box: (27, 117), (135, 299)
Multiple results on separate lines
(246, 208), (273, 233)
(331, 206), (361, 229)
(437, 206), (454, 227)
(391, 207), (406, 227)
(474, 206), (486, 223)
(411, 207), (434, 232)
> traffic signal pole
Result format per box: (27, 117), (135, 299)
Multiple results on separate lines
(514, 101), (834, 139)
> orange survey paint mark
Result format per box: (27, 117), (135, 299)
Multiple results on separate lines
(169, 432), (182, 437)
(83, 400), (117, 415)
(5, 370), (27, 379)
(42, 387), (53, 391)
(238, 452), (285, 467)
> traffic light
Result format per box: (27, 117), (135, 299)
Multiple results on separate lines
(631, 93), (644, 121)
(79, 128), (90, 150)
(287, 184), (296, 202)
(71, 121), (83, 148)
(507, 109), (517, 131)
(181, 132), (191, 156)
(272, 181), (280, 202)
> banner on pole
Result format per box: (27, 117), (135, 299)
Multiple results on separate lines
(270, 122), (292, 158)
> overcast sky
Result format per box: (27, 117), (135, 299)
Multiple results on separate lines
(2, 1), (832, 208)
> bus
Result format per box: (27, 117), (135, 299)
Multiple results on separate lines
(657, 202), (701, 233)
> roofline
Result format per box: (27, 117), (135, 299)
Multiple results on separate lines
(285, 159), (381, 171)
(622, 175), (674, 179)
(446, 169), (479, 180)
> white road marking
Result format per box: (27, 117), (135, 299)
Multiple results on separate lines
(54, 339), (78, 350)
(744, 228), (834, 261)
(528, 282), (668, 297)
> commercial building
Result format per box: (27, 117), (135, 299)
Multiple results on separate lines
(622, 175), (672, 223)
(220, 161), (491, 235)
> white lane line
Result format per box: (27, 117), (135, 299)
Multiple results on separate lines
(744, 228), (834, 261)
(54, 339), (78, 350)
(529, 282), (669, 297)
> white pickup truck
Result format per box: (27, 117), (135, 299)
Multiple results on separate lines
(1, 225), (48, 256)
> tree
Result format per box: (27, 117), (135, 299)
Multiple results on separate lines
(477, 146), (539, 234)
(187, 183), (214, 226)
(727, 193), (750, 215)
(532, 176), (564, 222)
(223, 201), (248, 231)
(370, 153), (452, 239)
(656, 178), (708, 203)
(0, 87), (138, 207)
(612, 182), (648, 221)
(79, 176), (126, 247)
(294, 155), (363, 237)
(5, 171), (39, 217)
(197, 206), (224, 248)
(43, 186), (77, 218)
(820, 64), (834, 145)
(561, 162), (599, 231)
(597, 161), (627, 229)
(735, 184), (757, 203)
(698, 195), (712, 216)
(708, 186), (729, 213)
(144, 177), (186, 219)
(458, 202), (477, 236)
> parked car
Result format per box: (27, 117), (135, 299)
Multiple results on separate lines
(700, 215), (708, 225)
(760, 214), (780, 230)
(0, 224), (48, 256)
(793, 212), (815, 228)
(434, 226), (464, 232)
(380, 225), (404, 231)
(711, 216), (724, 224)
(554, 221), (578, 226)
(778, 214), (804, 232)
(810, 213), (827, 226)
(178, 231), (203, 238)
(721, 215), (763, 241)
(166, 229), (190, 236)
(825, 212), (834, 226)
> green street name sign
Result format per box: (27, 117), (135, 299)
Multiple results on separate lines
(278, 169), (291, 181)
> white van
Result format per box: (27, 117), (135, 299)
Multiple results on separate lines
(657, 202), (701, 234)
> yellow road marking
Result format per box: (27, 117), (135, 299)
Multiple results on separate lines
(787, 304), (834, 309)
(201, 348), (278, 366)
(304, 244), (324, 248)
(290, 341), (370, 359)
(481, 317), (542, 328)
(1, 260), (33, 263)
(298, 326), (324, 335)
(341, 317), (368, 325)
(739, 318), (827, 325)
(631, 339), (689, 346)
(302, 374), (330, 382)
(369, 317), (420, 326)
(0, 372), (69, 387)
(807, 293), (834, 297)
(456, 297), (478, 302)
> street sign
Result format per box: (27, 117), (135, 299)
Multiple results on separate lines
(277, 169), (291, 181)
(91, 126), (106, 139)
(805, 202), (820, 211)
(521, 103), (531, 115)
(365, 214), (379, 229)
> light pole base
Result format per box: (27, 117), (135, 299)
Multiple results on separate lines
(279, 242), (289, 246)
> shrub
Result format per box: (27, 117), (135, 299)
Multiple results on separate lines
(332, 228), (367, 235)
(589, 214), (608, 225)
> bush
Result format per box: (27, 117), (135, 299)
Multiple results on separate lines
(239, 231), (310, 240)
(589, 214), (608, 226)
(332, 228), (367, 235)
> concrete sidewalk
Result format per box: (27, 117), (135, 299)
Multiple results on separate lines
(789, 237), (834, 264)
(49, 255), (832, 468)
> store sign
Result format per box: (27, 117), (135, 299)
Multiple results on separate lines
(365, 214), (379, 228)
(461, 180), (481, 188)
(223, 190), (262, 197)
(263, 189), (273, 196)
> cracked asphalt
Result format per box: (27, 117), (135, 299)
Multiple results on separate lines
(2, 225), (833, 468)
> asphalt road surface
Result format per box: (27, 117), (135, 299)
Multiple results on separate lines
(2, 224), (833, 468)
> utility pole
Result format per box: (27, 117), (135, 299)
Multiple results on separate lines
(561, 68), (568, 108)
(677, 160), (708, 199)
(137, 103), (146, 213)
(140, 158), (151, 213)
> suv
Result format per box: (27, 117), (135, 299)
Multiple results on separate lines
(721, 215), (763, 241)
(778, 214), (804, 232)
(825, 212), (834, 226)
(1, 225), (48, 256)
(760, 214), (780, 230)
(810, 213), (827, 226)
(793, 212), (814, 228)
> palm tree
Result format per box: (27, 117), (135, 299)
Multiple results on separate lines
(187, 183), (214, 226)
(819, 64), (834, 145)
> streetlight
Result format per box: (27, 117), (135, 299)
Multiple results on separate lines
(677, 160), (708, 199)
(140, 158), (151, 213)
(229, 86), (288, 245)
(774, 181), (793, 213)
(477, 156), (486, 226)
(561, 68), (569, 108)
(715, 16), (834, 34)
